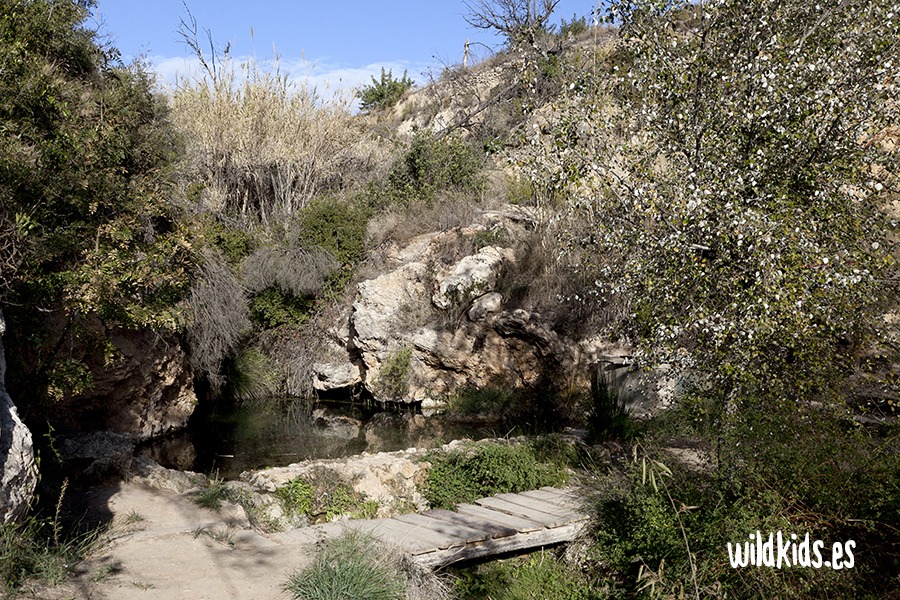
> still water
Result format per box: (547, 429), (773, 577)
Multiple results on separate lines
(143, 398), (505, 479)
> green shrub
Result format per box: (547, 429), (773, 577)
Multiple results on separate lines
(448, 385), (515, 417)
(365, 132), (483, 209)
(248, 287), (314, 329)
(373, 347), (413, 402)
(0, 0), (196, 412)
(455, 550), (600, 600)
(284, 531), (406, 600)
(201, 218), (257, 267)
(421, 442), (569, 510)
(275, 472), (378, 523)
(590, 415), (900, 598)
(357, 67), (414, 113)
(297, 197), (369, 268)
(557, 13), (589, 39)
(448, 381), (583, 434)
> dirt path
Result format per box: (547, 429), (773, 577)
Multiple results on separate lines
(26, 482), (312, 600)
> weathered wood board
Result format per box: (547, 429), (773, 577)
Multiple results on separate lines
(475, 497), (569, 527)
(274, 487), (588, 569)
(422, 508), (518, 539)
(454, 503), (546, 533)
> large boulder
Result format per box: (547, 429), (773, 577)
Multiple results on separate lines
(0, 310), (37, 522)
(314, 207), (675, 414)
(316, 212), (586, 405)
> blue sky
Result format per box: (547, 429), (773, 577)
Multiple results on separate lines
(93, 1), (599, 94)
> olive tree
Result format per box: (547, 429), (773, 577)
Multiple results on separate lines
(533, 0), (899, 420)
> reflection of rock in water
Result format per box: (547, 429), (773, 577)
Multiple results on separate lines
(140, 434), (197, 472)
(312, 408), (363, 439)
(144, 399), (503, 478)
(364, 412), (446, 453)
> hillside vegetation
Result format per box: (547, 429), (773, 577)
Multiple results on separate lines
(1, 0), (898, 597)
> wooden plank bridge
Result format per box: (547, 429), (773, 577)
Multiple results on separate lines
(273, 486), (589, 568)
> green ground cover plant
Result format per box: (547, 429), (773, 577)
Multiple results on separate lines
(454, 550), (601, 600)
(0, 481), (103, 595)
(275, 472), (378, 523)
(421, 441), (569, 510)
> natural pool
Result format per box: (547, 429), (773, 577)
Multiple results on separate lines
(142, 398), (508, 479)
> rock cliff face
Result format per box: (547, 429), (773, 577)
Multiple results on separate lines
(7, 312), (198, 441)
(0, 310), (37, 522)
(313, 206), (603, 405)
(54, 322), (198, 439)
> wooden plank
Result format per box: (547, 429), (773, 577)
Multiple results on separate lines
(413, 521), (588, 569)
(352, 519), (448, 554)
(539, 486), (577, 495)
(539, 486), (585, 504)
(495, 493), (582, 519)
(475, 497), (568, 527)
(378, 518), (467, 551)
(455, 503), (545, 533)
(422, 508), (517, 539)
(517, 489), (583, 511)
(394, 513), (491, 545)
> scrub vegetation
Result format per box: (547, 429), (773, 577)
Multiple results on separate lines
(0, 0), (898, 598)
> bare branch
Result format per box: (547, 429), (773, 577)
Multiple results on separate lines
(463, 0), (561, 47)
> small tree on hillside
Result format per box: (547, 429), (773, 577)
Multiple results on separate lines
(357, 68), (414, 113)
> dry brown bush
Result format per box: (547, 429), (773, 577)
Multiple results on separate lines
(240, 246), (336, 296)
(186, 249), (251, 391)
(366, 191), (488, 251)
(496, 225), (612, 336)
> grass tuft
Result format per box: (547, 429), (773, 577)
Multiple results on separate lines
(284, 531), (406, 600)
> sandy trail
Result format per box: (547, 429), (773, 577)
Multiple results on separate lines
(27, 482), (311, 600)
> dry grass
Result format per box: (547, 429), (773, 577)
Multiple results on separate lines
(172, 57), (389, 225)
(366, 191), (487, 251)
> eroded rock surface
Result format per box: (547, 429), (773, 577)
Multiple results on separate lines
(243, 447), (431, 520)
(16, 314), (199, 440)
(313, 208), (592, 404)
(0, 310), (37, 522)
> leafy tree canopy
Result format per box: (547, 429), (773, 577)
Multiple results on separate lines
(527, 0), (899, 417)
(0, 0), (193, 328)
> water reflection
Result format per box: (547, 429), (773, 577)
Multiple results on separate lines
(142, 399), (497, 479)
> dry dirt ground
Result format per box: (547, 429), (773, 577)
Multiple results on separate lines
(20, 482), (322, 600)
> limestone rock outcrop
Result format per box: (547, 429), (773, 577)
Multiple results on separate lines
(313, 206), (587, 405)
(0, 310), (37, 522)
